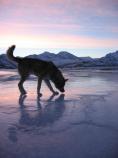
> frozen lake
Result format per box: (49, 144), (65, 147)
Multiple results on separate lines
(0, 68), (118, 158)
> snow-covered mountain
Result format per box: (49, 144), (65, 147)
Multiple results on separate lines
(0, 50), (118, 69)
(0, 54), (17, 69)
(27, 51), (81, 67)
(98, 51), (118, 66)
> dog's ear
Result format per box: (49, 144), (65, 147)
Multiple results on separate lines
(65, 79), (68, 82)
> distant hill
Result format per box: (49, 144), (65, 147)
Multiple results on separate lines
(0, 50), (118, 69)
(98, 51), (118, 66)
(0, 54), (17, 69)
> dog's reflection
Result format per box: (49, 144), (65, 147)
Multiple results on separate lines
(19, 94), (65, 127)
(8, 94), (65, 142)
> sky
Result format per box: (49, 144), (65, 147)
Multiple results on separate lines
(0, 0), (118, 57)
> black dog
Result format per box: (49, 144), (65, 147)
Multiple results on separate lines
(7, 45), (68, 96)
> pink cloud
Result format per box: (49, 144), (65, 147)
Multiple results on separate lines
(1, 0), (117, 21)
(0, 0), (117, 53)
(0, 32), (117, 49)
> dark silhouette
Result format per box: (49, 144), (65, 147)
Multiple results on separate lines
(7, 45), (68, 96)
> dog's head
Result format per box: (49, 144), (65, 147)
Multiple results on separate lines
(55, 78), (68, 93)
(53, 70), (68, 93)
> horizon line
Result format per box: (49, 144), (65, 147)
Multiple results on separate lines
(0, 47), (118, 59)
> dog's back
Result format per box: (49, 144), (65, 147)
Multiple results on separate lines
(7, 45), (57, 76)
(17, 57), (58, 77)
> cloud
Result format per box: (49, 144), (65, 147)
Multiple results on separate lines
(0, 0), (118, 23)
(0, 0), (117, 57)
(0, 33), (117, 49)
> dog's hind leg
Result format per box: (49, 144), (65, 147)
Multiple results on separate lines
(44, 79), (59, 95)
(18, 76), (28, 94)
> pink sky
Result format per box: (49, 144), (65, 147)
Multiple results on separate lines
(0, 0), (118, 57)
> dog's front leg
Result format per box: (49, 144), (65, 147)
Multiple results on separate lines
(37, 77), (43, 97)
(18, 76), (27, 95)
(44, 79), (59, 95)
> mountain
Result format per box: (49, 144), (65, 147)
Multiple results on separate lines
(27, 51), (81, 67)
(98, 51), (118, 66)
(0, 54), (17, 69)
(0, 50), (118, 69)
(57, 51), (78, 60)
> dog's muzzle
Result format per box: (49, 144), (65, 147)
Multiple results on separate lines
(60, 89), (65, 93)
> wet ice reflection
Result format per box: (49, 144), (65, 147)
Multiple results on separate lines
(0, 69), (118, 158)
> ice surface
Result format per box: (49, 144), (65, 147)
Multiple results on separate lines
(0, 69), (118, 158)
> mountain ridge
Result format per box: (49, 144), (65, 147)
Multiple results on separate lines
(0, 50), (118, 69)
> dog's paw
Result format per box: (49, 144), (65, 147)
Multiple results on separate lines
(53, 91), (59, 95)
(38, 93), (43, 97)
(21, 91), (27, 95)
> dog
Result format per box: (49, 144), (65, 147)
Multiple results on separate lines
(7, 45), (68, 96)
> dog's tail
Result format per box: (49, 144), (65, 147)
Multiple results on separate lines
(6, 45), (21, 63)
